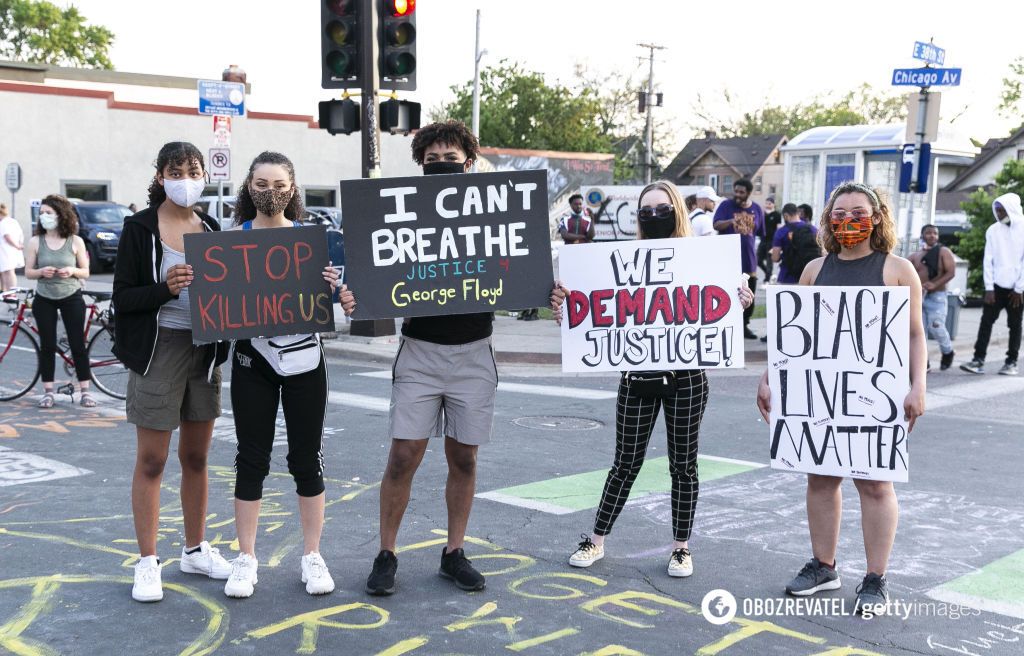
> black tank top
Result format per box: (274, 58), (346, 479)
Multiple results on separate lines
(814, 250), (887, 286)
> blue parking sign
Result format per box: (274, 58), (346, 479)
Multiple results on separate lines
(198, 80), (246, 117)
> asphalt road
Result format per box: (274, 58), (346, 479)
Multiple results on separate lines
(1, 349), (1022, 655)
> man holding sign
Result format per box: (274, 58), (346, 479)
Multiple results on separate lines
(341, 120), (562, 596)
(757, 182), (926, 615)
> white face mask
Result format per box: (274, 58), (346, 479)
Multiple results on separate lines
(163, 178), (205, 208)
(40, 213), (58, 230)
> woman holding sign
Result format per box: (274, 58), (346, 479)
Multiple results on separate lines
(756, 182), (926, 613)
(564, 180), (754, 578)
(113, 142), (231, 602)
(221, 151), (340, 599)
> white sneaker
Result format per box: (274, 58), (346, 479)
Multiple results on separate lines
(132, 555), (163, 602)
(301, 552), (336, 595)
(224, 553), (259, 598)
(568, 535), (604, 568)
(180, 541), (232, 580)
(668, 548), (693, 577)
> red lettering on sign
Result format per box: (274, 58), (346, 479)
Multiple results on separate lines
(204, 247), (227, 282)
(266, 245), (290, 281)
(590, 289), (614, 327)
(224, 296), (242, 329)
(232, 243), (258, 282)
(702, 285), (731, 324)
(616, 288), (646, 327)
(240, 295), (257, 327)
(568, 290), (590, 329)
(278, 293), (294, 324)
(198, 294), (218, 330)
(294, 241), (312, 280)
(261, 293), (278, 325)
(646, 287), (673, 325)
(674, 285), (701, 324)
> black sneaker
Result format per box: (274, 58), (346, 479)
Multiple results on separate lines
(785, 557), (841, 596)
(855, 572), (889, 616)
(940, 350), (955, 370)
(960, 358), (984, 374)
(744, 327), (758, 340)
(365, 550), (397, 596)
(439, 547), (486, 591)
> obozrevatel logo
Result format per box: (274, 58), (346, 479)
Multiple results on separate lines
(701, 589), (737, 625)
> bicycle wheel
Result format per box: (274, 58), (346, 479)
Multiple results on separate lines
(0, 323), (41, 401)
(88, 326), (128, 400)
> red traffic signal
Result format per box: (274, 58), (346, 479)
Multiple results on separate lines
(321, 0), (360, 89)
(378, 0), (416, 90)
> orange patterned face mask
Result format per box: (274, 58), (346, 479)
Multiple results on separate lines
(829, 210), (874, 248)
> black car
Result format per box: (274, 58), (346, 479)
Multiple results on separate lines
(72, 201), (131, 272)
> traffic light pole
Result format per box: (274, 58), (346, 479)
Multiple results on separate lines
(903, 83), (930, 256)
(638, 43), (664, 184)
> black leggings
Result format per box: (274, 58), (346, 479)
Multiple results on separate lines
(594, 370), (709, 542)
(32, 291), (90, 383)
(231, 340), (328, 501)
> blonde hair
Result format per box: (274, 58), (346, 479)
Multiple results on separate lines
(637, 180), (693, 239)
(0, 203), (7, 216)
(818, 182), (898, 254)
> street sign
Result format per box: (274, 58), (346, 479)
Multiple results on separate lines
(912, 41), (945, 66)
(899, 143), (931, 193)
(209, 148), (231, 181)
(905, 91), (941, 143)
(198, 80), (246, 117)
(892, 67), (962, 87)
(213, 115), (231, 147)
(5, 163), (21, 192)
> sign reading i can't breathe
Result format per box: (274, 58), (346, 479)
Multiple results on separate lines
(339, 169), (554, 320)
(183, 225), (335, 343)
(559, 235), (745, 373)
(766, 286), (911, 482)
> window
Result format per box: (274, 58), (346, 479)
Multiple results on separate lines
(62, 181), (109, 201)
(788, 155), (820, 209)
(824, 153), (856, 204)
(722, 176), (733, 193)
(203, 184), (233, 196)
(305, 188), (337, 208)
(865, 155), (898, 202)
(769, 184), (778, 196)
(755, 176), (763, 192)
(695, 175), (706, 185)
(1018, 149), (1024, 161)
(708, 174), (719, 193)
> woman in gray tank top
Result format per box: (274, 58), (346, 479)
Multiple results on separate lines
(756, 182), (926, 612)
(23, 195), (93, 408)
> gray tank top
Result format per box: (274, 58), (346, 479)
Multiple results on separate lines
(158, 242), (192, 329)
(35, 236), (80, 300)
(815, 250), (887, 287)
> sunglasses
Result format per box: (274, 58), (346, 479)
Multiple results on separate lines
(638, 203), (675, 220)
(829, 208), (873, 222)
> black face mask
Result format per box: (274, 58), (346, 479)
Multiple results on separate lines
(423, 161), (466, 176)
(639, 216), (676, 240)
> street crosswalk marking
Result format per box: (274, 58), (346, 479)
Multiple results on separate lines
(221, 381), (389, 412)
(356, 370), (616, 399)
(926, 376), (1024, 411)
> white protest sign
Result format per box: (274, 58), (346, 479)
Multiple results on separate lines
(766, 286), (911, 482)
(560, 235), (745, 373)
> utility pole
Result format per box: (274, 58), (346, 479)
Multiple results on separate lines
(471, 10), (487, 144)
(638, 43), (665, 184)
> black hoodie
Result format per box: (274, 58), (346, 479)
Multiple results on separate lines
(112, 206), (229, 377)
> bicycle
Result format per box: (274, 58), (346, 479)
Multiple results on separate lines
(0, 287), (127, 402)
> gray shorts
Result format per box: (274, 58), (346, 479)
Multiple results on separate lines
(126, 327), (222, 432)
(389, 336), (498, 445)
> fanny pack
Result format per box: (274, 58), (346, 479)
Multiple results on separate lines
(250, 334), (322, 376)
(625, 371), (677, 397)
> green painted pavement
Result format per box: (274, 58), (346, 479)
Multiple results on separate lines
(929, 548), (1024, 619)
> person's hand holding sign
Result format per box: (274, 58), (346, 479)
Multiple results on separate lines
(166, 263), (193, 295)
(339, 285), (357, 317)
(756, 369), (771, 423)
(321, 263), (341, 289)
(550, 280), (569, 325)
(737, 281), (754, 309)
(904, 384), (925, 433)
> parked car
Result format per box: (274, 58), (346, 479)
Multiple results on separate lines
(71, 201), (131, 273)
(303, 206), (342, 230)
(195, 195), (237, 229)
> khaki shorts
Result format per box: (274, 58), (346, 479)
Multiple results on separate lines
(126, 328), (222, 431)
(389, 336), (498, 446)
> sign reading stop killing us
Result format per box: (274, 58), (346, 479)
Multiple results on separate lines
(339, 169), (554, 320)
(559, 235), (745, 373)
(184, 225), (335, 343)
(766, 286), (911, 482)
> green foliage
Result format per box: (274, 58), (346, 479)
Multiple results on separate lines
(998, 55), (1024, 121)
(0, 0), (114, 69)
(954, 159), (1024, 296)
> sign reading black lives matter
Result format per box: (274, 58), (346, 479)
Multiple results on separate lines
(559, 235), (745, 372)
(339, 169), (554, 319)
(184, 225), (335, 343)
(767, 286), (910, 482)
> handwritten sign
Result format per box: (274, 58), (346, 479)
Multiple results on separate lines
(559, 235), (745, 373)
(766, 286), (910, 482)
(184, 225), (335, 343)
(339, 169), (554, 319)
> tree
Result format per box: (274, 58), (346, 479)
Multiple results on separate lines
(954, 159), (1024, 296)
(693, 83), (907, 138)
(0, 0), (114, 69)
(998, 55), (1024, 122)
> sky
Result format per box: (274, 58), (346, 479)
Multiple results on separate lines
(66, 0), (1022, 153)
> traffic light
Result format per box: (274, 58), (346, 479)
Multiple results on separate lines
(319, 98), (361, 135)
(378, 0), (416, 91)
(379, 98), (421, 134)
(321, 0), (360, 89)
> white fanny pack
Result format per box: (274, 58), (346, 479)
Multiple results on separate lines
(250, 334), (322, 376)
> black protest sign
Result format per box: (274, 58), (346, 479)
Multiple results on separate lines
(339, 169), (554, 319)
(183, 225), (335, 343)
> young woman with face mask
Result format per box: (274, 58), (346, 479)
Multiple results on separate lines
(565, 180), (754, 579)
(113, 142), (232, 602)
(221, 151), (341, 599)
(22, 195), (92, 407)
(756, 182), (926, 613)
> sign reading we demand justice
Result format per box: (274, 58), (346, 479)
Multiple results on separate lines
(766, 286), (911, 482)
(184, 225), (335, 343)
(559, 235), (745, 373)
(339, 169), (554, 319)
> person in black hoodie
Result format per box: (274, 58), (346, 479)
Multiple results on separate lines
(113, 142), (231, 603)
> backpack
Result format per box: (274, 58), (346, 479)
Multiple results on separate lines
(783, 224), (820, 279)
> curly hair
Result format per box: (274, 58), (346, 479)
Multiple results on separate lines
(410, 120), (480, 165)
(637, 180), (693, 239)
(37, 195), (78, 238)
(234, 151), (305, 225)
(146, 142), (206, 207)
(818, 182), (898, 254)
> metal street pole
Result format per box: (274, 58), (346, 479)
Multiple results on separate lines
(638, 43), (664, 184)
(472, 10), (483, 140)
(904, 84), (929, 256)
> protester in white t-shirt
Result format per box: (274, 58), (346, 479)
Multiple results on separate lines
(688, 186), (721, 236)
(0, 203), (26, 291)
